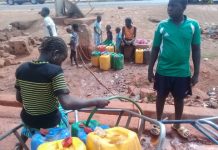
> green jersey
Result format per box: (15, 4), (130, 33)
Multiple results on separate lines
(153, 16), (201, 77)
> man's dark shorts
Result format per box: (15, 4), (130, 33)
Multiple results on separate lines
(154, 73), (192, 100)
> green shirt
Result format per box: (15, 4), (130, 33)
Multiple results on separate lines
(153, 16), (201, 77)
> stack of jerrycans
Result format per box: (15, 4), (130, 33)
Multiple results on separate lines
(135, 48), (151, 64)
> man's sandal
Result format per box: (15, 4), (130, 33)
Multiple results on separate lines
(171, 124), (190, 138)
(150, 125), (160, 136)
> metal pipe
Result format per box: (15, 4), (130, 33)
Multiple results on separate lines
(0, 123), (23, 141)
(14, 131), (29, 150)
(198, 119), (218, 131)
(162, 120), (195, 124)
(193, 122), (218, 144)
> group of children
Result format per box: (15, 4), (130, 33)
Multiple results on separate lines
(93, 16), (137, 62)
(93, 15), (123, 53)
(66, 15), (126, 67)
(39, 5), (136, 67)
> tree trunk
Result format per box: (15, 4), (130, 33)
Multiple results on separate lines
(55, 0), (65, 16)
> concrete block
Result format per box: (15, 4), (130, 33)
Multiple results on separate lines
(0, 59), (5, 68)
(8, 36), (33, 55)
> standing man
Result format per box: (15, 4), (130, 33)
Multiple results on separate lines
(40, 7), (58, 37)
(121, 17), (137, 62)
(148, 0), (201, 138)
(94, 15), (102, 47)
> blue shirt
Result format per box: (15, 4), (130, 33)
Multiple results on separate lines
(116, 32), (122, 49)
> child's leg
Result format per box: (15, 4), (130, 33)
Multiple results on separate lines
(70, 48), (74, 65)
(73, 53), (78, 67)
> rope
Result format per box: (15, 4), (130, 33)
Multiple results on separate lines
(78, 46), (91, 61)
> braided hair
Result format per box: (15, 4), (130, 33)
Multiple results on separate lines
(39, 37), (67, 54)
(39, 37), (68, 64)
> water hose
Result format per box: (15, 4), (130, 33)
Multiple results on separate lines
(77, 45), (116, 95)
(85, 96), (144, 126)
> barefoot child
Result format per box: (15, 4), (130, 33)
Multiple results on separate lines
(115, 27), (122, 53)
(14, 37), (109, 149)
(69, 24), (80, 66)
(39, 7), (57, 37)
(94, 15), (102, 46)
(103, 25), (114, 46)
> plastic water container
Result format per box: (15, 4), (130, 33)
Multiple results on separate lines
(86, 127), (141, 150)
(135, 49), (144, 64)
(97, 45), (106, 52)
(91, 51), (101, 67)
(31, 128), (70, 150)
(38, 137), (86, 150)
(112, 53), (124, 70)
(100, 54), (111, 71)
(123, 45), (134, 61)
(143, 49), (151, 65)
(106, 46), (115, 53)
(71, 120), (109, 143)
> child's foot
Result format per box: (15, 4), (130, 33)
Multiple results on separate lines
(76, 64), (83, 68)
(71, 60), (75, 66)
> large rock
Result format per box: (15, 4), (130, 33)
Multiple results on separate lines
(0, 44), (11, 53)
(0, 50), (4, 57)
(64, 17), (96, 26)
(0, 52), (10, 58)
(8, 36), (33, 55)
(140, 88), (156, 100)
(0, 32), (7, 41)
(128, 85), (140, 96)
(4, 58), (17, 66)
(10, 20), (38, 30)
(64, 0), (84, 18)
(0, 59), (5, 68)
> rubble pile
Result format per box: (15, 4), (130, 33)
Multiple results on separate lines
(205, 87), (218, 109)
(202, 25), (218, 39)
(0, 27), (40, 68)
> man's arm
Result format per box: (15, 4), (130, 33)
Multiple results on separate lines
(191, 44), (201, 86)
(148, 23), (162, 82)
(47, 26), (53, 37)
(58, 94), (109, 110)
(94, 26), (101, 35)
(148, 46), (160, 82)
(191, 21), (201, 86)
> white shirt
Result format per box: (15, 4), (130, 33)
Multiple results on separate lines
(43, 16), (58, 37)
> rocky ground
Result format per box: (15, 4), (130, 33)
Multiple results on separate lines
(0, 4), (218, 150)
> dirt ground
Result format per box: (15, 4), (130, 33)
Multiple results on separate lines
(0, 4), (218, 150)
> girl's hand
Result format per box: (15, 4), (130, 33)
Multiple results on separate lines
(95, 99), (110, 108)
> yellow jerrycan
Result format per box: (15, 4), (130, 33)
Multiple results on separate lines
(86, 127), (141, 150)
(38, 137), (86, 150)
(99, 54), (111, 71)
(106, 46), (115, 53)
(91, 51), (101, 67)
(135, 49), (144, 64)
